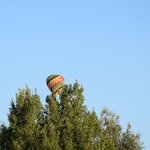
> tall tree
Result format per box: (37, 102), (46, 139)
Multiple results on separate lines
(0, 86), (43, 150)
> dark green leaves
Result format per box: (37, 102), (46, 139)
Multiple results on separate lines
(0, 82), (143, 150)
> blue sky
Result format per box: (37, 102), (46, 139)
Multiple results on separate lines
(0, 0), (150, 149)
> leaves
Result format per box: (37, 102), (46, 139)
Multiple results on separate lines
(0, 82), (143, 150)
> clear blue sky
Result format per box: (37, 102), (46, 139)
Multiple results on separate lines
(0, 0), (150, 149)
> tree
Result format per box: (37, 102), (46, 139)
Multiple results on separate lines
(0, 86), (43, 150)
(0, 82), (143, 150)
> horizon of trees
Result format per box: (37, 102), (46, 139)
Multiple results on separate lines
(0, 81), (143, 150)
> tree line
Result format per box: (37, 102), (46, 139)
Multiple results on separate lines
(0, 82), (143, 150)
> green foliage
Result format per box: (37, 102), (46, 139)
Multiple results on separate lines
(0, 86), (43, 150)
(0, 82), (143, 150)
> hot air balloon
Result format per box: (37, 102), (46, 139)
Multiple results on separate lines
(46, 74), (64, 96)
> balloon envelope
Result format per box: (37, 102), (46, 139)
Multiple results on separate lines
(46, 74), (64, 96)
